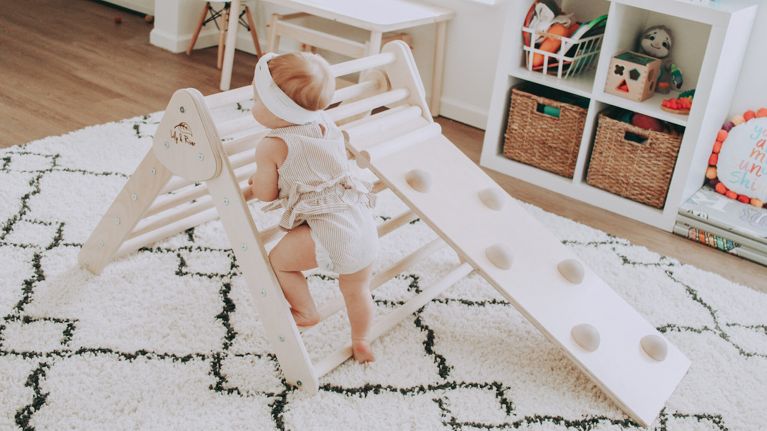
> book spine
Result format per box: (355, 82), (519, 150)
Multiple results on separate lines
(673, 222), (767, 266)
(672, 222), (737, 252)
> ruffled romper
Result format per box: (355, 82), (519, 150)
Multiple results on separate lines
(262, 113), (379, 274)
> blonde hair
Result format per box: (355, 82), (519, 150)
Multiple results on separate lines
(268, 52), (335, 111)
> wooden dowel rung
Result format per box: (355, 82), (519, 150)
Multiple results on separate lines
(117, 207), (221, 258)
(229, 150), (257, 170)
(258, 223), (284, 244)
(132, 180), (252, 240)
(217, 115), (258, 137)
(357, 123), (441, 168)
(155, 157), (256, 199)
(329, 52), (396, 77)
(160, 175), (192, 195)
(330, 79), (381, 105)
(205, 86), (251, 109)
(313, 262), (473, 377)
(148, 166), (254, 217)
(342, 105), (424, 147)
(223, 130), (263, 156)
(130, 195), (216, 239)
(326, 89), (409, 123)
(371, 180), (387, 194)
(313, 238), (443, 323)
(341, 105), (411, 130)
(377, 209), (417, 237)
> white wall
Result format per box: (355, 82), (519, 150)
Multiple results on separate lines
(730, 3), (767, 117)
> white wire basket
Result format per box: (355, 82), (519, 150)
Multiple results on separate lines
(522, 26), (604, 79)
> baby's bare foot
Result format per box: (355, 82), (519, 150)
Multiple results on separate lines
(291, 308), (320, 328)
(352, 340), (375, 363)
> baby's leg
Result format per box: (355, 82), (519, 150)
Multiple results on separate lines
(269, 223), (320, 327)
(339, 264), (376, 363)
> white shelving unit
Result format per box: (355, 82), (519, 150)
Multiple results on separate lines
(481, 0), (759, 230)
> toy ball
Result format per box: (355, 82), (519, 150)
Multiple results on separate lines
(631, 113), (664, 132)
(757, 108), (767, 118)
(731, 115), (745, 126)
(752, 198), (764, 208)
(714, 183), (727, 194)
(114, 16), (122, 24)
(705, 167), (717, 179)
(722, 121), (735, 132)
(716, 129), (728, 142)
(744, 110), (756, 121)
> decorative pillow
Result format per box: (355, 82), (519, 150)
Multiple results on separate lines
(706, 108), (767, 208)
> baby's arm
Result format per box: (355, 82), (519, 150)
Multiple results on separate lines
(243, 137), (287, 202)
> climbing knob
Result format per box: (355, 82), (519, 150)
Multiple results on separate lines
(557, 259), (585, 284)
(478, 187), (505, 211)
(640, 334), (668, 361)
(405, 169), (432, 193)
(571, 324), (600, 352)
(485, 244), (513, 270)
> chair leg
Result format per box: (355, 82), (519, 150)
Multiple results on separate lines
(244, 5), (263, 57)
(267, 13), (281, 52)
(187, 2), (210, 55)
(217, 5), (230, 70)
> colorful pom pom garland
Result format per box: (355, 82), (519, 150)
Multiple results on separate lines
(706, 107), (767, 209)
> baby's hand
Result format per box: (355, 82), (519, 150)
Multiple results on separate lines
(243, 175), (258, 201)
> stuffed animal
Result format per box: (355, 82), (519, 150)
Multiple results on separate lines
(637, 26), (683, 94)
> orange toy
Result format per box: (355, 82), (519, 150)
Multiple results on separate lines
(532, 22), (579, 67)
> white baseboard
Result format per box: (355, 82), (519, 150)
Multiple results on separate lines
(437, 96), (489, 130)
(150, 28), (262, 55)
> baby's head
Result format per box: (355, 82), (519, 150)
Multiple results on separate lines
(252, 52), (335, 128)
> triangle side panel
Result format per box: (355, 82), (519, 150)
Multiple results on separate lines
(78, 151), (172, 274)
(204, 156), (320, 393)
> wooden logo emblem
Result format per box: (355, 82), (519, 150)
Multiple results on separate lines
(171, 122), (196, 146)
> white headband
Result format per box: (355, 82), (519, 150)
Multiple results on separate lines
(253, 53), (321, 125)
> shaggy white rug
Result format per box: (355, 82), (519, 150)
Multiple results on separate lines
(1, 103), (766, 431)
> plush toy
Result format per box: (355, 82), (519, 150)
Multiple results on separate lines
(637, 26), (683, 94)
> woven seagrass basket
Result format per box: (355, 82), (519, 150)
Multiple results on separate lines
(503, 85), (588, 178)
(586, 110), (683, 208)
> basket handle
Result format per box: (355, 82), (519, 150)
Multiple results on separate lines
(624, 130), (649, 145)
(535, 102), (561, 119)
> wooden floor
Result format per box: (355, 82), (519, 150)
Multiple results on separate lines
(3, 0), (765, 291)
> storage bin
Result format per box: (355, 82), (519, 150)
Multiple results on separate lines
(503, 84), (589, 178)
(586, 110), (683, 208)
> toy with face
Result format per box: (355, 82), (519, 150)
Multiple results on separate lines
(639, 26), (672, 59)
(637, 25), (682, 93)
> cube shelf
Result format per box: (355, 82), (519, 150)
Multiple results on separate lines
(481, 0), (760, 231)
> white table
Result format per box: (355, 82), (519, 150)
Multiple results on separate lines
(221, 0), (454, 116)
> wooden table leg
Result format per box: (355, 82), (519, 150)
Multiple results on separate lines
(367, 30), (382, 56)
(217, 5), (229, 70)
(267, 13), (281, 52)
(220, 0), (241, 90)
(430, 21), (447, 117)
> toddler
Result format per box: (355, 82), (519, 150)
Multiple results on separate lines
(243, 52), (379, 363)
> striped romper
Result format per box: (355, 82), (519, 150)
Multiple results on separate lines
(262, 113), (379, 274)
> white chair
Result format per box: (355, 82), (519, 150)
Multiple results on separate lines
(187, 0), (262, 82)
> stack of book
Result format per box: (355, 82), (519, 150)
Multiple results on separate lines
(675, 186), (767, 266)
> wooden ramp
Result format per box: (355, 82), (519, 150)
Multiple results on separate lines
(343, 118), (690, 426)
(78, 40), (689, 427)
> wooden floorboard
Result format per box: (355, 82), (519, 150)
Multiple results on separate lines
(3, 0), (765, 291)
